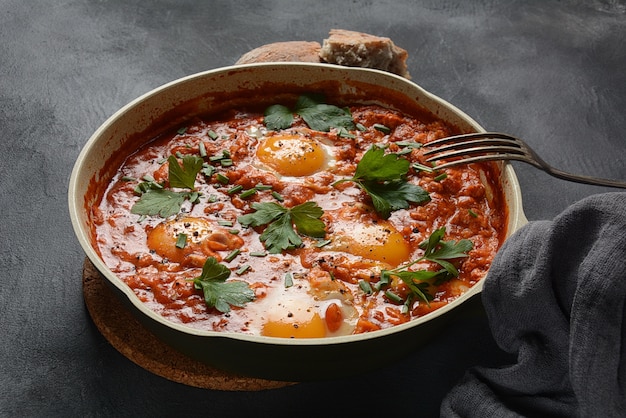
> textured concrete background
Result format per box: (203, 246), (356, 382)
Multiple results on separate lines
(1, 0), (624, 416)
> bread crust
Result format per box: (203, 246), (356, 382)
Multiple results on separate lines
(319, 29), (410, 78)
(235, 41), (322, 64)
(234, 30), (410, 79)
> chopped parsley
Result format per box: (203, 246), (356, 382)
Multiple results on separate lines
(373, 123), (391, 134)
(284, 272), (294, 288)
(133, 176), (163, 194)
(237, 201), (326, 254)
(332, 145), (430, 219)
(175, 233), (187, 249)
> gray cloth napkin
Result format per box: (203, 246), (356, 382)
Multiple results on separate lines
(441, 192), (626, 418)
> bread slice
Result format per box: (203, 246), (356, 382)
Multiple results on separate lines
(234, 30), (411, 79)
(319, 29), (410, 78)
(235, 41), (322, 64)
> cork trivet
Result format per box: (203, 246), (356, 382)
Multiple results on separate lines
(82, 258), (295, 391)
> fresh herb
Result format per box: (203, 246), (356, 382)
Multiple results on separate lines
(237, 201), (326, 254)
(239, 189), (257, 199)
(434, 172), (448, 182)
(385, 290), (403, 303)
(315, 239), (332, 248)
(209, 150), (232, 169)
(224, 249), (241, 262)
(191, 257), (255, 313)
(236, 264), (251, 275)
(412, 163), (435, 173)
(227, 185), (243, 195)
(254, 183), (273, 191)
(263, 105), (293, 131)
(131, 189), (191, 218)
(359, 280), (373, 294)
(380, 227), (473, 305)
(187, 191), (200, 204)
(216, 173), (230, 184)
(271, 191), (284, 201)
(130, 154), (203, 218)
(396, 140), (423, 149)
(337, 127), (356, 139)
(284, 272), (294, 288)
(419, 227), (474, 275)
(201, 163), (215, 177)
(332, 145), (430, 219)
(168, 155), (203, 189)
(198, 142), (207, 157)
(133, 177), (164, 195)
(373, 123), (391, 134)
(396, 141), (422, 155)
(175, 233), (187, 249)
(264, 94), (355, 132)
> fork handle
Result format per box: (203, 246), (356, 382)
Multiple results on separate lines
(545, 166), (626, 189)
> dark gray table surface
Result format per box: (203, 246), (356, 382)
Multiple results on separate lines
(2, 0), (625, 416)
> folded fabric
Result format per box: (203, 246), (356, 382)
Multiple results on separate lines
(441, 192), (626, 417)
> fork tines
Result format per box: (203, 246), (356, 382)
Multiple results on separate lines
(422, 132), (626, 188)
(423, 132), (529, 170)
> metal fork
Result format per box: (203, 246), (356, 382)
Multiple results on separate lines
(423, 132), (626, 189)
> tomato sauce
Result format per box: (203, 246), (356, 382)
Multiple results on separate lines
(92, 101), (507, 338)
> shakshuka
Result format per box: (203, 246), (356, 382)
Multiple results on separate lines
(91, 95), (507, 338)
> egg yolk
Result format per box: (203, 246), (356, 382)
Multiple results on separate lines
(262, 311), (326, 338)
(256, 134), (327, 177)
(257, 291), (327, 338)
(329, 221), (411, 267)
(146, 217), (243, 264)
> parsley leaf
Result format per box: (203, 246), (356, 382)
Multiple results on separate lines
(192, 257), (255, 313)
(289, 201), (326, 237)
(294, 93), (325, 109)
(130, 189), (189, 218)
(263, 104), (294, 131)
(384, 270), (438, 304)
(130, 154), (204, 218)
(333, 146), (430, 219)
(237, 201), (326, 254)
(238, 202), (286, 225)
(360, 180), (430, 219)
(264, 94), (355, 132)
(380, 227), (473, 305)
(299, 103), (354, 132)
(353, 146), (410, 181)
(168, 154), (203, 189)
(260, 213), (303, 254)
(419, 227), (474, 276)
